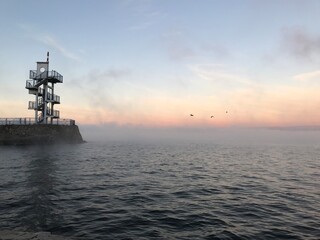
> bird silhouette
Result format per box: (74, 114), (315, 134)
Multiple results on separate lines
(190, 114), (194, 117)
(210, 115), (214, 118)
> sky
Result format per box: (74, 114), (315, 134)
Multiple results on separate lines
(1, 0), (320, 138)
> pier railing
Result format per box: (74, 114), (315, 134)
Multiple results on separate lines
(0, 118), (75, 126)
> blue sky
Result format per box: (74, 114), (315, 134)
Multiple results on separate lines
(1, 0), (320, 128)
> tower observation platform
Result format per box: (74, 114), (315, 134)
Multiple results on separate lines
(0, 53), (83, 145)
(25, 52), (65, 124)
(0, 52), (75, 126)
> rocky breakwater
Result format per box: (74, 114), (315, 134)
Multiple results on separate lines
(0, 125), (84, 145)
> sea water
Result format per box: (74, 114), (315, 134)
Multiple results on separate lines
(0, 141), (319, 239)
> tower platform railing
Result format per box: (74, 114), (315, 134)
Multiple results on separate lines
(47, 92), (60, 103)
(29, 70), (63, 82)
(26, 80), (37, 89)
(0, 118), (76, 126)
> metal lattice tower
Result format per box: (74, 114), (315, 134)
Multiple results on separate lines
(25, 52), (63, 124)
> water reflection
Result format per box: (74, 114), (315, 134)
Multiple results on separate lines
(20, 147), (63, 232)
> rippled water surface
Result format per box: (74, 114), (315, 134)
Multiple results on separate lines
(0, 141), (319, 239)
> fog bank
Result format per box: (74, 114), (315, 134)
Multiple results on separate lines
(79, 124), (320, 145)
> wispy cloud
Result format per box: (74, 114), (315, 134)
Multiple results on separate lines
(200, 43), (230, 60)
(293, 70), (320, 81)
(18, 23), (82, 62)
(129, 21), (155, 31)
(281, 27), (320, 62)
(167, 42), (195, 61)
(190, 64), (256, 87)
(122, 0), (155, 16)
(65, 67), (195, 126)
(162, 30), (196, 61)
(37, 35), (82, 62)
(68, 68), (142, 113)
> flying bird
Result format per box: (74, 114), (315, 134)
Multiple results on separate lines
(210, 115), (214, 118)
(190, 114), (194, 117)
(226, 111), (228, 114)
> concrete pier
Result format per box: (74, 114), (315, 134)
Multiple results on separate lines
(0, 125), (84, 145)
(0, 230), (73, 240)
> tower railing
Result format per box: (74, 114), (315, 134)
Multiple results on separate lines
(47, 92), (60, 103)
(46, 107), (60, 118)
(0, 118), (76, 125)
(28, 101), (36, 110)
(26, 79), (37, 89)
(29, 70), (63, 82)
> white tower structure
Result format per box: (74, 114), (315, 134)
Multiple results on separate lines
(26, 52), (63, 124)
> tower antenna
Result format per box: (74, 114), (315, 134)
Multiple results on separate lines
(47, 51), (49, 62)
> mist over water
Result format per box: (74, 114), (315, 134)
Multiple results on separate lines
(80, 124), (320, 145)
(1, 136), (320, 239)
